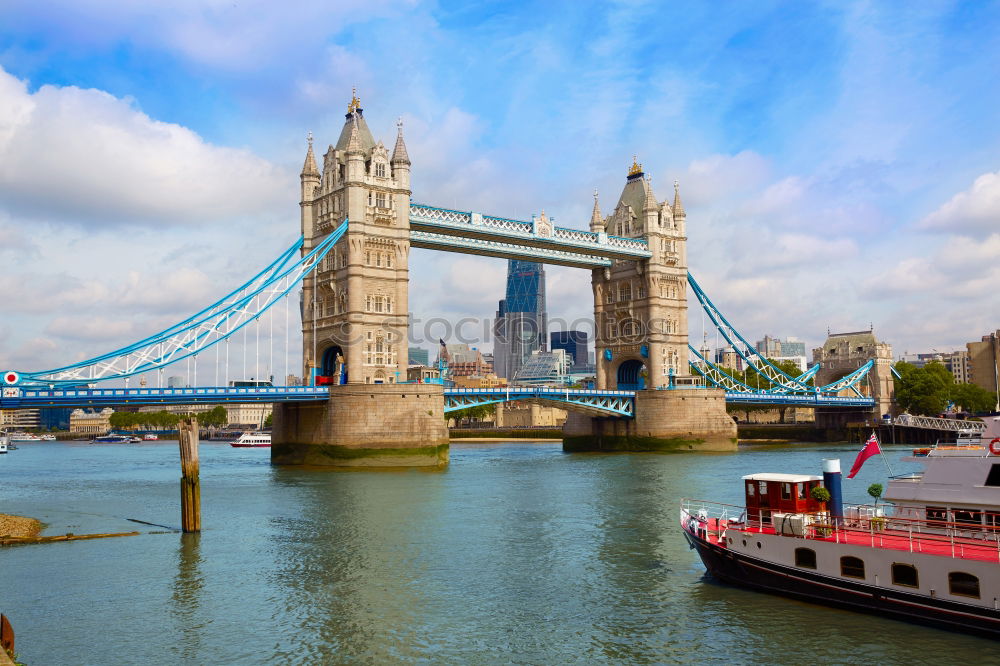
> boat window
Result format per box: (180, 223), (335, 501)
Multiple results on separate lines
(953, 509), (983, 526)
(925, 506), (948, 527)
(840, 556), (865, 579)
(746, 482), (755, 497)
(794, 548), (816, 569)
(948, 572), (980, 599)
(781, 483), (791, 500)
(797, 483), (806, 500)
(891, 563), (919, 588)
(758, 481), (768, 495)
(985, 464), (1000, 487)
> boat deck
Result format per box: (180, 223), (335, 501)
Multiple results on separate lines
(696, 517), (1000, 563)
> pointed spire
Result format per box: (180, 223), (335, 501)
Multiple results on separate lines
(673, 179), (685, 218)
(590, 190), (604, 231)
(643, 175), (658, 211)
(346, 115), (363, 154)
(391, 117), (410, 165)
(301, 131), (319, 177)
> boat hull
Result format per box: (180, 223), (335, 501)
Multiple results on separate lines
(684, 528), (1000, 639)
(230, 443), (271, 448)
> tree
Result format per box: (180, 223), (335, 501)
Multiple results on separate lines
(867, 483), (883, 510)
(447, 403), (496, 422)
(200, 406), (228, 428)
(893, 360), (953, 415)
(264, 413), (273, 428)
(811, 486), (831, 504)
(950, 382), (997, 414)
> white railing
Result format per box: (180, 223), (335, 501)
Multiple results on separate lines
(893, 414), (988, 432)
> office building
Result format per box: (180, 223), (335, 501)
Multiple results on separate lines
(493, 260), (547, 380)
(408, 346), (429, 366)
(967, 330), (1000, 408)
(550, 330), (590, 372)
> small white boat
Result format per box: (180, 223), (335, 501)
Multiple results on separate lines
(40, 434), (56, 441)
(8, 432), (41, 442)
(230, 432), (271, 448)
(93, 434), (131, 443)
(0, 435), (8, 454)
(143, 434), (159, 441)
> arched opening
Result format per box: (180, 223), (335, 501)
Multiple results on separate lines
(617, 359), (646, 390)
(321, 346), (345, 384)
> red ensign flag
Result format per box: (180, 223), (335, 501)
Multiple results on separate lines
(847, 433), (882, 479)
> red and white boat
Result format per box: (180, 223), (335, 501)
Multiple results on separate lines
(229, 432), (271, 448)
(681, 416), (1000, 638)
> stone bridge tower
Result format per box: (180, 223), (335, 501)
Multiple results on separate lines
(564, 159), (736, 452)
(299, 91), (411, 386)
(274, 92), (448, 468)
(590, 159), (691, 390)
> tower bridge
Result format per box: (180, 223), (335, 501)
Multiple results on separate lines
(0, 92), (880, 466)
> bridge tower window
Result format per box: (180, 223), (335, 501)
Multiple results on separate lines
(375, 162), (386, 178)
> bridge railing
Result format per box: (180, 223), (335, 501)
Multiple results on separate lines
(891, 414), (987, 432)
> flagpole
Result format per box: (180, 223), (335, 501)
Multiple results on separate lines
(875, 430), (895, 477)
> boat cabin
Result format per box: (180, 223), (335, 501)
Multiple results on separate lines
(742, 473), (824, 525)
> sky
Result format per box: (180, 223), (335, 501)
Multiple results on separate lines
(1, 0), (999, 384)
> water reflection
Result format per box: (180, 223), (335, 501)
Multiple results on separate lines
(171, 532), (205, 662)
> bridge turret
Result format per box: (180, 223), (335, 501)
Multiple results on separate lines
(589, 191), (605, 232)
(391, 118), (411, 190)
(672, 180), (686, 235)
(300, 133), (320, 245)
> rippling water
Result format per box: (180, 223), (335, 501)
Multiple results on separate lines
(1, 440), (995, 664)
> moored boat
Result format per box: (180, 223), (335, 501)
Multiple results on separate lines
(93, 434), (131, 443)
(8, 432), (41, 442)
(0, 435), (8, 454)
(230, 432), (271, 448)
(143, 434), (159, 441)
(681, 416), (1000, 639)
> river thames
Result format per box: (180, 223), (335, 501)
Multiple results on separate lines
(1, 440), (994, 664)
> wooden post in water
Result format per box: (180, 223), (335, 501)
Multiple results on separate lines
(178, 418), (201, 533)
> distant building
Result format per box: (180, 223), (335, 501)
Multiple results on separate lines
(0, 408), (40, 430)
(714, 346), (744, 372)
(38, 407), (73, 431)
(406, 365), (440, 383)
(898, 350), (970, 384)
(438, 344), (491, 377)
(408, 347), (429, 366)
(495, 402), (567, 428)
(550, 331), (590, 372)
(224, 404), (272, 428)
(813, 329), (894, 416)
(285, 374), (303, 386)
(493, 260), (547, 380)
(967, 330), (1000, 409)
(70, 408), (114, 435)
(167, 375), (185, 388)
(513, 349), (570, 386)
(452, 374), (508, 388)
(755, 335), (807, 372)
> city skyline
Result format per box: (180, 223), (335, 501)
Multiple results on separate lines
(1, 2), (999, 377)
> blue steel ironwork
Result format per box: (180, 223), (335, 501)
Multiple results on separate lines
(12, 222), (348, 387)
(689, 343), (876, 399)
(443, 387), (636, 417)
(687, 273), (815, 392)
(0, 383), (875, 411)
(409, 203), (651, 264)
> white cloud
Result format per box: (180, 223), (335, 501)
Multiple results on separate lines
(920, 170), (1000, 238)
(0, 66), (288, 228)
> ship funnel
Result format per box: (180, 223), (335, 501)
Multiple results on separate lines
(822, 458), (844, 525)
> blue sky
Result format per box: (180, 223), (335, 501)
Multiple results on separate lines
(1, 0), (999, 380)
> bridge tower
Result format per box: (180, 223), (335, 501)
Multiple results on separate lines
(273, 92), (448, 467)
(564, 160), (736, 452)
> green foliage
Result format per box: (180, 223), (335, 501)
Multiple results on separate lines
(446, 403), (497, 421)
(810, 486), (831, 503)
(950, 382), (997, 414)
(867, 483), (883, 501)
(264, 413), (273, 428)
(893, 360), (953, 415)
(199, 405), (228, 428)
(108, 410), (182, 431)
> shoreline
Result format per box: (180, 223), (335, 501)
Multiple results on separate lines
(0, 513), (42, 538)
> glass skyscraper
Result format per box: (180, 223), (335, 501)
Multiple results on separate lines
(493, 260), (547, 381)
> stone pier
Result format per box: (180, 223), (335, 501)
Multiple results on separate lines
(563, 388), (737, 452)
(271, 384), (449, 467)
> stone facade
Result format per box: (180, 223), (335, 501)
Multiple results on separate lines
(591, 161), (690, 390)
(563, 388), (737, 451)
(300, 92), (412, 386)
(812, 329), (894, 417)
(70, 408), (113, 434)
(272, 384), (449, 467)
(967, 330), (1000, 407)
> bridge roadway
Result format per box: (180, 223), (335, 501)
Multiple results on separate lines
(0, 385), (875, 415)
